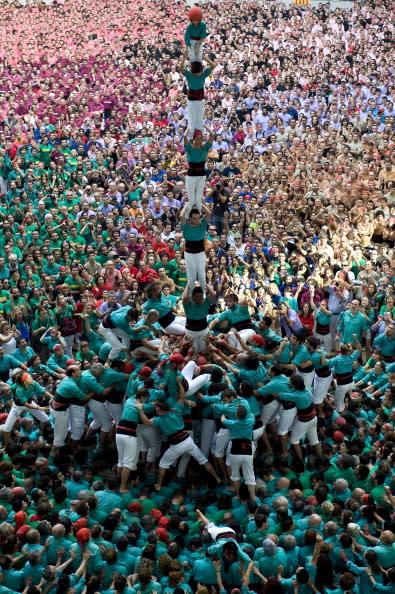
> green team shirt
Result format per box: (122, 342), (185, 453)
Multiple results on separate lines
(183, 297), (213, 320)
(184, 68), (211, 90)
(184, 21), (207, 45)
(14, 381), (45, 404)
(152, 402), (185, 435)
(181, 219), (207, 240)
(185, 142), (212, 163)
(218, 304), (250, 325)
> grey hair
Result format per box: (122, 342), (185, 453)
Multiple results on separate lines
(282, 534), (296, 550)
(90, 363), (105, 377)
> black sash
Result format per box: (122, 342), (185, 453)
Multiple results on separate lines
(102, 314), (116, 329)
(297, 403), (316, 422)
(185, 239), (205, 253)
(316, 322), (330, 335)
(297, 364), (314, 373)
(336, 371), (353, 385)
(116, 419), (137, 436)
(233, 319), (254, 331)
(187, 161), (205, 177)
(316, 366), (331, 378)
(231, 438), (252, 455)
(186, 317), (208, 331)
(168, 430), (188, 445)
(158, 310), (176, 328)
(188, 88), (204, 101)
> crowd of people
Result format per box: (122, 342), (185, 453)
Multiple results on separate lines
(0, 0), (394, 592)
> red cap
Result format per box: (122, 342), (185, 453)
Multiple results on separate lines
(128, 501), (143, 514)
(65, 359), (75, 365)
(151, 508), (162, 520)
(73, 518), (88, 531)
(362, 494), (371, 505)
(158, 516), (171, 529)
(139, 366), (152, 378)
(306, 495), (319, 506)
(334, 416), (346, 426)
(124, 362), (135, 374)
(333, 430), (344, 443)
(193, 130), (203, 138)
(53, 344), (63, 352)
(196, 356), (208, 366)
(169, 353), (185, 365)
(16, 525), (30, 542)
(156, 527), (170, 544)
(14, 511), (27, 528)
(251, 334), (265, 347)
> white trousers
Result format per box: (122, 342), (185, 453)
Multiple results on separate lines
(299, 370), (315, 390)
(137, 424), (161, 462)
(63, 334), (75, 358)
(99, 325), (130, 360)
(227, 328), (255, 349)
(69, 404), (86, 441)
(185, 175), (206, 215)
(3, 403), (48, 432)
(187, 99), (204, 134)
(289, 416), (319, 446)
(50, 406), (70, 447)
(213, 427), (230, 457)
(188, 40), (203, 61)
(185, 327), (209, 353)
(315, 332), (332, 353)
(116, 434), (138, 469)
(181, 361), (211, 396)
(335, 381), (354, 413)
(130, 339), (161, 356)
(230, 454), (256, 485)
(184, 251), (206, 292)
(88, 399), (113, 432)
(106, 402), (124, 424)
(206, 523), (235, 541)
(277, 407), (297, 436)
(164, 316), (186, 336)
(159, 435), (207, 469)
(201, 418), (216, 457)
(312, 373), (333, 404)
(261, 400), (281, 430)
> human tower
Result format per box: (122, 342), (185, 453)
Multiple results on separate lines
(180, 5), (216, 292)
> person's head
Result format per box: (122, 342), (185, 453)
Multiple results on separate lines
(190, 61), (203, 75)
(191, 286), (204, 305)
(188, 207), (201, 226)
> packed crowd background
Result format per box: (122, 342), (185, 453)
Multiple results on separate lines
(0, 0), (394, 592)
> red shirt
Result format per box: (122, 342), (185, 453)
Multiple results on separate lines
(136, 268), (159, 284)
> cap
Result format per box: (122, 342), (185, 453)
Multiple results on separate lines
(73, 518), (88, 531)
(333, 430), (344, 443)
(334, 416), (346, 426)
(251, 334), (265, 347)
(156, 527), (170, 544)
(193, 130), (203, 138)
(139, 366), (152, 378)
(151, 508), (162, 520)
(158, 516), (171, 529)
(53, 344), (63, 352)
(128, 501), (143, 514)
(65, 359), (75, 365)
(169, 353), (185, 365)
(196, 356), (208, 366)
